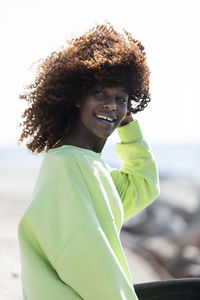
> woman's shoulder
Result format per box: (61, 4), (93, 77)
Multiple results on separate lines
(42, 145), (101, 175)
(46, 145), (101, 163)
(41, 146), (80, 172)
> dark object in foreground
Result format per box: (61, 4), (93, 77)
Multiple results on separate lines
(135, 278), (200, 300)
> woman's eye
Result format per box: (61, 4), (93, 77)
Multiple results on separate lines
(117, 97), (128, 103)
(95, 90), (104, 96)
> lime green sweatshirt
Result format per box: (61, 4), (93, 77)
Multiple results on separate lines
(18, 120), (159, 300)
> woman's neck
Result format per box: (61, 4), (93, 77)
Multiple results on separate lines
(52, 126), (107, 153)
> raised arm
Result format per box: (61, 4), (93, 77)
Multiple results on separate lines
(110, 120), (160, 222)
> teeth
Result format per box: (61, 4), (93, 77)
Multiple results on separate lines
(96, 114), (114, 122)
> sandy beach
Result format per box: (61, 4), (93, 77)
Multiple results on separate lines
(0, 167), (38, 300)
(1, 165), (199, 299)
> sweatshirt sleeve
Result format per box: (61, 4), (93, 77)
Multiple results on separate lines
(24, 152), (139, 300)
(110, 120), (160, 222)
(55, 219), (138, 300)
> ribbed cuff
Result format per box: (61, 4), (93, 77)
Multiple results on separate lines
(117, 120), (143, 143)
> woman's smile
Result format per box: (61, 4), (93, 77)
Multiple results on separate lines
(95, 112), (117, 128)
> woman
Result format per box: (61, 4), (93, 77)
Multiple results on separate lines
(18, 23), (160, 299)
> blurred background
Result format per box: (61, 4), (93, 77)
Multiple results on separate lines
(0, 0), (200, 299)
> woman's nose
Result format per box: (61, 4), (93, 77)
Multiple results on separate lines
(103, 97), (117, 111)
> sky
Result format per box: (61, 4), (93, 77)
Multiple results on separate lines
(0, 0), (200, 147)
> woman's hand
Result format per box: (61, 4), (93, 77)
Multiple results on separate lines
(119, 105), (134, 127)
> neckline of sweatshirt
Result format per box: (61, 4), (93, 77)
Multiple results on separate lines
(48, 144), (102, 158)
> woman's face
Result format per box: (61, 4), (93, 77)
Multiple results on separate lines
(76, 86), (129, 140)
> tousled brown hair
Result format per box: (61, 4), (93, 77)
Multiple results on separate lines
(18, 22), (151, 153)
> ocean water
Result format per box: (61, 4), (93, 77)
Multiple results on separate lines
(102, 143), (200, 182)
(0, 144), (200, 182)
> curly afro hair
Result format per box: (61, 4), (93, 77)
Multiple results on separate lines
(18, 22), (151, 154)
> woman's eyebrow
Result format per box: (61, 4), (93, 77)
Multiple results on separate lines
(94, 86), (129, 95)
(120, 88), (129, 94)
(94, 86), (104, 90)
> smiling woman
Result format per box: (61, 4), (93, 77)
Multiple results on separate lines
(75, 86), (128, 140)
(54, 85), (131, 152)
(18, 22), (160, 300)
(18, 22), (151, 154)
